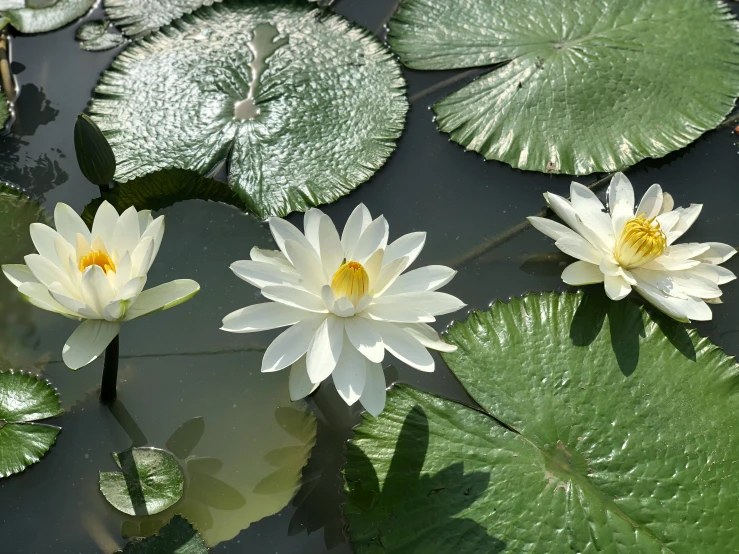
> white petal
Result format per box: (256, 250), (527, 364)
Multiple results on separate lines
(398, 323), (457, 353)
(345, 316), (385, 363)
(363, 302), (435, 323)
(62, 319), (121, 370)
(331, 297), (356, 317)
(103, 298), (134, 322)
(527, 216), (581, 242)
(261, 285), (327, 313)
(221, 302), (307, 333)
(54, 203), (90, 245)
(554, 236), (602, 265)
(284, 240), (328, 295)
(141, 216), (165, 267)
(689, 263), (736, 285)
(321, 285), (335, 312)
(635, 184), (663, 219)
(561, 261), (604, 285)
(268, 217), (314, 260)
(545, 192), (605, 252)
(130, 237), (155, 277)
(664, 243), (710, 260)
(374, 322), (435, 372)
(112, 206), (141, 256)
(48, 282), (96, 318)
(372, 256), (409, 296)
(303, 208), (324, 254)
(261, 315), (326, 372)
(604, 274), (631, 301)
(693, 242), (736, 265)
(610, 201), (634, 238)
(230, 260), (299, 289)
(29, 223), (63, 266)
(91, 201), (119, 252)
(669, 272), (722, 299)
(355, 294), (373, 314)
(359, 362), (386, 416)
(80, 265), (115, 316)
(341, 204), (372, 259)
(54, 236), (77, 279)
(18, 282), (80, 318)
(2, 264), (38, 287)
(306, 316), (344, 383)
(375, 291), (465, 317)
(660, 193), (675, 214)
(655, 210), (680, 234)
(607, 173), (634, 213)
(318, 215), (344, 276)
(250, 247), (292, 268)
(289, 357), (319, 401)
(666, 205), (702, 245)
(352, 216), (389, 264)
(570, 182), (613, 243)
(332, 339), (367, 406)
(123, 279), (200, 321)
(115, 252), (133, 289)
(118, 275), (147, 301)
(384, 232), (426, 266)
(363, 248), (384, 284)
(137, 210), (153, 235)
(634, 282), (711, 322)
(642, 256), (700, 272)
(24, 253), (72, 289)
(383, 266), (457, 296)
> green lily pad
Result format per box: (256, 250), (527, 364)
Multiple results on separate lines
(0, 92), (8, 129)
(100, 447), (185, 516)
(81, 168), (246, 227)
(0, 370), (62, 478)
(74, 113), (117, 184)
(76, 19), (126, 51)
(103, 0), (219, 38)
(388, 0), (739, 175)
(345, 292), (739, 552)
(117, 515), (208, 553)
(90, 0), (408, 217)
(1, 0), (96, 34)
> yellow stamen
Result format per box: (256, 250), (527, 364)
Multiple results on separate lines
(614, 215), (666, 269)
(331, 261), (369, 306)
(79, 250), (116, 274)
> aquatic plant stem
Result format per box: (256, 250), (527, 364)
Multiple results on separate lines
(0, 30), (15, 103)
(100, 335), (120, 403)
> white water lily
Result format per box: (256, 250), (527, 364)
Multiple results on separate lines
(2, 202), (200, 369)
(529, 173), (736, 322)
(221, 204), (464, 416)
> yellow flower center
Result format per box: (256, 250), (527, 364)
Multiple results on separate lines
(79, 250), (116, 274)
(331, 261), (369, 305)
(614, 215), (666, 269)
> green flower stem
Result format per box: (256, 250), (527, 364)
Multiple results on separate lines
(100, 334), (120, 403)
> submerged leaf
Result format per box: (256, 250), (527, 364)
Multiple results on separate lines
(100, 447), (185, 516)
(345, 292), (739, 552)
(74, 113), (117, 185)
(1, 0), (95, 34)
(117, 515), (208, 553)
(90, 0), (408, 217)
(0, 370), (62, 478)
(388, 0), (739, 175)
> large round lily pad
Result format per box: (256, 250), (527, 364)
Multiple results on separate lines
(1, 0), (96, 34)
(0, 370), (62, 478)
(90, 0), (408, 217)
(103, 0), (220, 38)
(388, 0), (739, 175)
(345, 292), (739, 552)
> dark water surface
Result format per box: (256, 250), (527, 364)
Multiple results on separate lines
(2, 0), (739, 552)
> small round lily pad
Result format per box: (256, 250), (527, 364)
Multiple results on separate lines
(117, 515), (208, 553)
(90, 0), (408, 217)
(100, 447), (185, 516)
(2, 0), (96, 34)
(0, 370), (62, 478)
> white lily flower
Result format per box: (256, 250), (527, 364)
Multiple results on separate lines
(221, 204), (465, 416)
(529, 173), (736, 322)
(2, 202), (200, 369)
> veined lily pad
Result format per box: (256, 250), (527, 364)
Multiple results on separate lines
(0, 370), (62, 478)
(81, 168), (245, 226)
(100, 447), (185, 516)
(90, 0), (408, 217)
(76, 19), (126, 51)
(103, 0), (220, 38)
(388, 0), (739, 175)
(1, 0), (95, 34)
(345, 292), (739, 552)
(117, 515), (208, 553)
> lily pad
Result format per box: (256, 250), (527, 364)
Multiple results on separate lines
(90, 0), (408, 217)
(76, 19), (126, 51)
(0, 92), (8, 129)
(1, 0), (96, 34)
(388, 0), (739, 175)
(100, 447), (185, 516)
(0, 370), (62, 478)
(345, 292), (739, 552)
(74, 113), (117, 184)
(81, 168), (245, 226)
(117, 515), (208, 553)
(103, 0), (220, 38)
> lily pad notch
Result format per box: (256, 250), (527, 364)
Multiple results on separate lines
(388, 0), (739, 175)
(0, 370), (62, 478)
(90, 0), (408, 218)
(345, 292), (739, 552)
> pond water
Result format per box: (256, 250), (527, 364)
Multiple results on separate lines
(1, 0), (739, 552)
